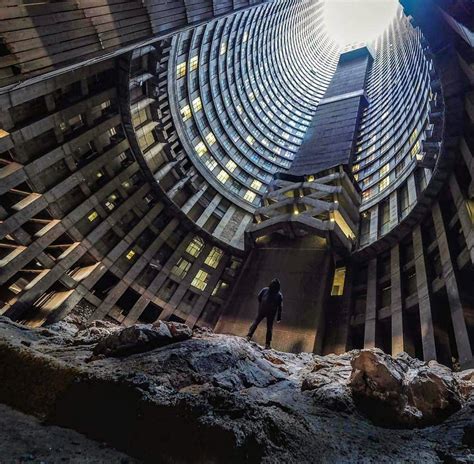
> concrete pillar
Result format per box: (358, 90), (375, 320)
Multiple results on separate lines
(181, 184), (208, 214)
(196, 194), (221, 228)
(449, 174), (474, 265)
(333, 263), (353, 354)
(407, 172), (417, 209)
(390, 244), (404, 355)
(432, 202), (472, 365)
(364, 258), (377, 348)
(389, 191), (398, 230)
(213, 205), (236, 240)
(413, 225), (437, 361)
(368, 206), (378, 243)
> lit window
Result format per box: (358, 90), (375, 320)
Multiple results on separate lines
(190, 56), (199, 71)
(244, 190), (256, 202)
(191, 269), (210, 291)
(380, 176), (390, 191)
(181, 105), (192, 121)
(226, 160), (237, 172)
(195, 141), (207, 157)
(186, 236), (204, 257)
(352, 164), (360, 172)
(243, 31), (248, 42)
(380, 164), (389, 176)
(246, 135), (255, 145)
(171, 258), (191, 279)
(205, 156), (217, 170)
(205, 247), (223, 268)
(248, 92), (255, 102)
(176, 62), (186, 78)
(205, 132), (216, 146)
(411, 140), (421, 157)
(220, 42), (227, 55)
(217, 170), (229, 183)
(101, 100), (111, 110)
(125, 249), (136, 260)
(409, 128), (418, 146)
(192, 97), (202, 112)
(236, 105), (243, 114)
(88, 211), (98, 222)
(251, 179), (262, 190)
(331, 267), (346, 296)
(121, 180), (131, 189)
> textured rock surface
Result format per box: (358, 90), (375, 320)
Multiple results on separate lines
(0, 403), (138, 463)
(0, 316), (473, 463)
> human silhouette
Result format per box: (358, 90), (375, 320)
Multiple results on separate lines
(246, 278), (283, 349)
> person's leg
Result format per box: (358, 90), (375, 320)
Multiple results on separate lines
(247, 312), (265, 339)
(265, 312), (276, 348)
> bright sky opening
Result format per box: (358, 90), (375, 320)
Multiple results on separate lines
(323, 0), (399, 48)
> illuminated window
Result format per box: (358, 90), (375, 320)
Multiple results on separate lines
(411, 140), (421, 158)
(246, 135), (255, 145)
(88, 211), (98, 222)
(125, 249), (136, 260)
(251, 179), (262, 190)
(380, 164), (389, 176)
(243, 31), (248, 42)
(205, 156), (217, 170)
(352, 164), (360, 172)
(205, 132), (216, 146)
(262, 138), (269, 147)
(191, 269), (210, 291)
(176, 62), (186, 78)
(190, 55), (199, 71)
(380, 176), (390, 191)
(181, 105), (192, 121)
(226, 160), (237, 172)
(171, 258), (191, 279)
(244, 190), (256, 202)
(121, 180), (131, 189)
(220, 42), (227, 55)
(217, 170), (229, 183)
(331, 267), (346, 296)
(186, 236), (204, 257)
(236, 105), (243, 114)
(195, 141), (207, 157)
(248, 92), (255, 102)
(192, 97), (202, 112)
(409, 128), (418, 146)
(205, 247), (223, 268)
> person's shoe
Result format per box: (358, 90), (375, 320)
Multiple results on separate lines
(245, 335), (251, 342)
(265, 343), (271, 350)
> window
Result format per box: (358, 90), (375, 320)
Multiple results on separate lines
(242, 31), (248, 42)
(171, 258), (191, 279)
(380, 164), (389, 176)
(331, 267), (346, 296)
(205, 156), (217, 170)
(68, 114), (83, 131)
(205, 247), (223, 268)
(195, 141), (207, 157)
(181, 105), (191, 122)
(220, 42), (227, 55)
(379, 200), (390, 235)
(226, 160), (237, 172)
(125, 249), (136, 260)
(176, 62), (186, 79)
(191, 269), (210, 291)
(186, 237), (204, 257)
(217, 170), (229, 183)
(380, 176), (390, 191)
(88, 211), (98, 222)
(246, 135), (255, 145)
(190, 56), (199, 71)
(205, 132), (216, 146)
(244, 190), (256, 202)
(192, 97), (202, 112)
(251, 179), (262, 190)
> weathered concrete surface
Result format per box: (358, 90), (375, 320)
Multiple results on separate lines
(0, 315), (473, 463)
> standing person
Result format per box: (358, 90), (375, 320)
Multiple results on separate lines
(246, 278), (283, 349)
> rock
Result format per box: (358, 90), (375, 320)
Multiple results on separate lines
(92, 321), (192, 357)
(350, 349), (463, 427)
(0, 315), (472, 463)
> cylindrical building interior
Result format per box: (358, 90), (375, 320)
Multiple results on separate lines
(0, 0), (473, 369)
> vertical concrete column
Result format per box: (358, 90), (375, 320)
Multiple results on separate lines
(364, 258), (377, 348)
(390, 244), (404, 355)
(196, 194), (221, 228)
(230, 214), (252, 248)
(412, 225), (437, 361)
(213, 205), (236, 240)
(449, 174), (474, 265)
(181, 185), (208, 214)
(432, 202), (472, 365)
(368, 206), (378, 243)
(407, 173), (417, 209)
(389, 191), (398, 230)
(333, 263), (353, 354)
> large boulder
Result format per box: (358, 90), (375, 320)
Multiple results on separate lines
(92, 321), (192, 357)
(349, 349), (463, 427)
